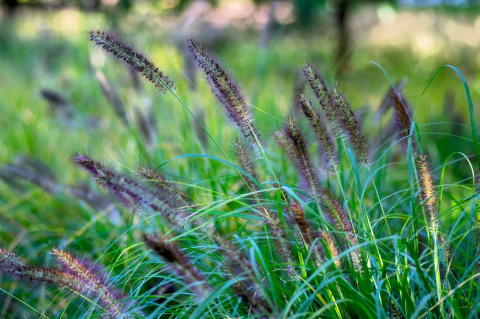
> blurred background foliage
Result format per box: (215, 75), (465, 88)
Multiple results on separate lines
(1, 0), (480, 159)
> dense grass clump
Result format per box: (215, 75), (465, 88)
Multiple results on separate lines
(2, 29), (480, 319)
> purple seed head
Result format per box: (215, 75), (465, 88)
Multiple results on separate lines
(89, 30), (174, 93)
(186, 37), (261, 150)
(298, 94), (337, 167)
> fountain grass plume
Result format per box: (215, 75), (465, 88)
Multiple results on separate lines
(183, 40), (198, 91)
(138, 165), (193, 208)
(303, 64), (336, 122)
(417, 155), (439, 233)
(417, 155), (448, 282)
(0, 248), (24, 269)
(89, 30), (174, 93)
(186, 37), (261, 150)
(52, 249), (129, 318)
(331, 87), (370, 163)
(275, 118), (347, 269)
(233, 137), (261, 195)
(391, 83), (414, 149)
(274, 130), (297, 164)
(143, 234), (212, 300)
(290, 202), (324, 267)
(298, 94), (338, 167)
(319, 188), (361, 269)
(319, 231), (341, 269)
(277, 118), (358, 268)
(0, 248), (131, 318)
(0, 251), (82, 292)
(303, 64), (369, 163)
(281, 117), (321, 201)
(73, 153), (187, 229)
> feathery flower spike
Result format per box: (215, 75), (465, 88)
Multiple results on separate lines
(417, 155), (448, 281)
(417, 155), (438, 232)
(331, 87), (369, 163)
(303, 64), (336, 122)
(0, 248), (24, 269)
(282, 117), (321, 201)
(73, 153), (186, 229)
(234, 137), (261, 196)
(303, 64), (369, 163)
(290, 202), (324, 267)
(319, 188), (361, 270)
(391, 83), (415, 150)
(187, 37), (261, 150)
(143, 234), (212, 300)
(0, 251), (83, 293)
(319, 232), (341, 269)
(53, 249), (128, 317)
(298, 94), (338, 167)
(89, 30), (174, 93)
(136, 165), (213, 234)
(0, 248), (131, 318)
(138, 165), (192, 207)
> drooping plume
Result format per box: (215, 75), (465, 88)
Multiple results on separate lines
(89, 30), (174, 93)
(137, 165), (193, 208)
(143, 234), (212, 300)
(73, 153), (186, 229)
(186, 37), (261, 150)
(0, 248), (131, 318)
(53, 249), (128, 317)
(212, 234), (276, 317)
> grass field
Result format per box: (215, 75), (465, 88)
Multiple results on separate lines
(2, 4), (480, 318)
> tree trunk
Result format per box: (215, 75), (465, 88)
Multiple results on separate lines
(336, 0), (350, 76)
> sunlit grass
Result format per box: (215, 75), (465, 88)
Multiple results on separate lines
(2, 7), (480, 318)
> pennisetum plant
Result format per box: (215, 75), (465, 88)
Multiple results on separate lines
(2, 28), (480, 319)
